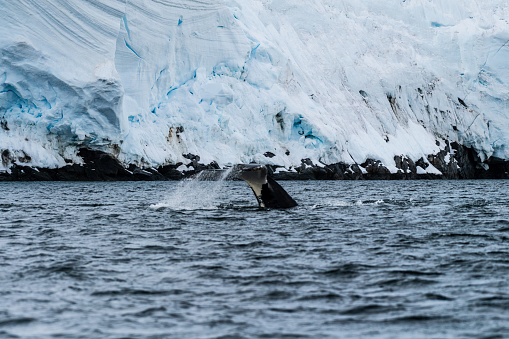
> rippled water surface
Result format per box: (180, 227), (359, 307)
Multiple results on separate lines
(1, 180), (509, 338)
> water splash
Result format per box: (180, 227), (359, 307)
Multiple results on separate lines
(150, 168), (234, 210)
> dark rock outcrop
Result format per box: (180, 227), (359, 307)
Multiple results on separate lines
(77, 148), (132, 180)
(1, 142), (509, 181)
(157, 163), (185, 180)
(393, 155), (417, 179)
(360, 159), (392, 179)
(426, 141), (484, 179)
(483, 158), (509, 179)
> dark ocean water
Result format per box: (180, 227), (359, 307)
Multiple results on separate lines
(1, 179), (509, 338)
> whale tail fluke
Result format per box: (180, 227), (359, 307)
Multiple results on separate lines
(236, 164), (297, 209)
(261, 176), (298, 208)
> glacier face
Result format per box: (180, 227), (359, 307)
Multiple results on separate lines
(0, 0), (508, 172)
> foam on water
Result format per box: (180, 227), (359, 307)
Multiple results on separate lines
(312, 199), (388, 209)
(150, 168), (234, 211)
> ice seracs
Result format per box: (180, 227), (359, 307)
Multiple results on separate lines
(0, 0), (508, 176)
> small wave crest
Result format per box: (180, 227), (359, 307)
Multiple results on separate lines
(312, 199), (386, 208)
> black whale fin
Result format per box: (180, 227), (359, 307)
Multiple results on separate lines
(236, 164), (298, 209)
(261, 176), (298, 209)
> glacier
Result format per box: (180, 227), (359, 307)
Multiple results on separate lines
(0, 0), (508, 177)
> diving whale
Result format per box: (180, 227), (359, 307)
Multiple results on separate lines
(235, 164), (298, 209)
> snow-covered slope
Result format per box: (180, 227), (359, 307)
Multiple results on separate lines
(1, 0), (508, 173)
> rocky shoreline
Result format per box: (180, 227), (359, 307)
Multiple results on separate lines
(1, 143), (509, 181)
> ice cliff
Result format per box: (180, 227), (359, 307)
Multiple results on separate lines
(1, 0), (508, 175)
